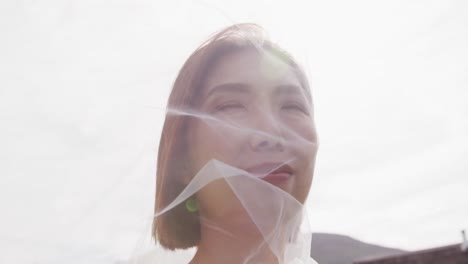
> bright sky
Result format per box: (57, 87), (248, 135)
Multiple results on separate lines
(1, 0), (467, 263)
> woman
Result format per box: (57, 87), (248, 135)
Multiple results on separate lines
(152, 23), (318, 264)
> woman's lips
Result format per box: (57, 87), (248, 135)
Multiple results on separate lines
(261, 171), (292, 184)
(245, 163), (293, 185)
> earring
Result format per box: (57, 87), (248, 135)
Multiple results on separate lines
(185, 197), (198, 213)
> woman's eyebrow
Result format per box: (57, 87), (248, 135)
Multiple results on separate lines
(275, 84), (303, 95)
(205, 83), (250, 98)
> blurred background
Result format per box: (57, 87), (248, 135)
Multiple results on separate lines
(1, 0), (467, 263)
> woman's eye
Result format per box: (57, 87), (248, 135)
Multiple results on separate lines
(281, 103), (308, 114)
(215, 102), (246, 112)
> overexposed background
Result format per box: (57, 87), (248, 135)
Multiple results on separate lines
(1, 0), (467, 263)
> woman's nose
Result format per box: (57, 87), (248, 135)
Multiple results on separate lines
(248, 114), (285, 152)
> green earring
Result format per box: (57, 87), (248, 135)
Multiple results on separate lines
(185, 197), (198, 213)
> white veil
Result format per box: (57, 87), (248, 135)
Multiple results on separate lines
(127, 160), (316, 264)
(4, 2), (468, 263)
(122, 24), (319, 264)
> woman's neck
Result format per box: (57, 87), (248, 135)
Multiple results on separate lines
(189, 218), (279, 264)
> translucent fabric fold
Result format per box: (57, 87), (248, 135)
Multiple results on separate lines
(126, 159), (317, 264)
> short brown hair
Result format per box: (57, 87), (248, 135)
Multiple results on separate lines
(152, 23), (311, 250)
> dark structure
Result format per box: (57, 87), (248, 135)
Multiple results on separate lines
(311, 233), (405, 264)
(354, 244), (468, 264)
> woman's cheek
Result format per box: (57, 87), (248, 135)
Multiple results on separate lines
(197, 122), (244, 164)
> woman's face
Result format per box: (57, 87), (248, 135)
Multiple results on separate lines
(186, 48), (318, 221)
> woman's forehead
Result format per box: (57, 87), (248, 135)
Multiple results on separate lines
(202, 49), (301, 96)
